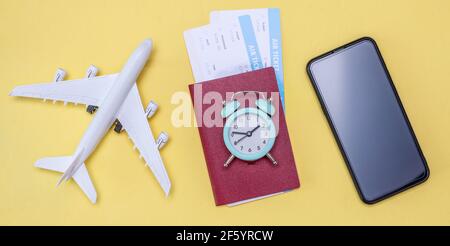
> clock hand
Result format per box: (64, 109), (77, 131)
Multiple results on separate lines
(233, 125), (261, 145)
(250, 125), (260, 134)
(234, 135), (247, 145)
(232, 125), (259, 136)
(231, 131), (248, 136)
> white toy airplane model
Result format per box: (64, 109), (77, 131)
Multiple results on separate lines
(9, 39), (171, 204)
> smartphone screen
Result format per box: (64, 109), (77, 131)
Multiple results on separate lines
(307, 38), (429, 204)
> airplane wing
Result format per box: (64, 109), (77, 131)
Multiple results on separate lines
(9, 74), (118, 106)
(116, 84), (171, 196)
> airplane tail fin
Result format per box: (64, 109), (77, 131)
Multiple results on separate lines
(57, 148), (85, 185)
(35, 155), (97, 204)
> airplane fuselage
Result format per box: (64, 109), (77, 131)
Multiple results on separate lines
(66, 40), (152, 178)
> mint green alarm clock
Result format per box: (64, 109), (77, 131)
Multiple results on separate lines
(221, 91), (278, 168)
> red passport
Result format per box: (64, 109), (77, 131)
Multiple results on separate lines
(189, 68), (300, 206)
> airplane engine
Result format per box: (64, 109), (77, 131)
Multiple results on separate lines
(53, 68), (66, 82)
(85, 65), (99, 114)
(145, 100), (158, 118)
(156, 131), (169, 150)
(85, 64), (98, 78)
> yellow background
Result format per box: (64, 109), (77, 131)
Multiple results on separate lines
(1, 0), (449, 225)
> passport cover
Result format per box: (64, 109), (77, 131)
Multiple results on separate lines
(189, 67), (300, 205)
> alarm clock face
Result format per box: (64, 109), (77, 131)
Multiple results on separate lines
(223, 108), (276, 161)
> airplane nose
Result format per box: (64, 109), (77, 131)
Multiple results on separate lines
(127, 39), (153, 65)
(138, 39), (152, 60)
(120, 38), (153, 76)
(141, 39), (153, 51)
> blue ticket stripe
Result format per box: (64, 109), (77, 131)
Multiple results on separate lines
(268, 8), (285, 109)
(238, 15), (263, 71)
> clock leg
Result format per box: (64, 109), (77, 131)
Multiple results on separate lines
(224, 154), (235, 168)
(266, 153), (278, 166)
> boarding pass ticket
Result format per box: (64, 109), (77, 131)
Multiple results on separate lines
(184, 8), (285, 107)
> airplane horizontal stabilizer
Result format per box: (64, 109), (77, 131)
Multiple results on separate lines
(35, 156), (97, 203)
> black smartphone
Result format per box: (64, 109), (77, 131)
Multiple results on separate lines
(307, 37), (429, 204)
